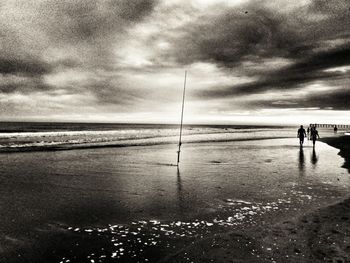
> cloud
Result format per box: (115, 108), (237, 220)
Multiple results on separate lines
(196, 45), (350, 98)
(0, 0), (158, 99)
(0, 0), (158, 71)
(0, 57), (52, 76)
(167, 6), (301, 67)
(248, 87), (350, 111)
(302, 89), (350, 110)
(0, 0), (349, 123)
(145, 0), (349, 119)
(165, 4), (347, 71)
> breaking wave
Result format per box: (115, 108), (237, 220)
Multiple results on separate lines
(0, 126), (294, 153)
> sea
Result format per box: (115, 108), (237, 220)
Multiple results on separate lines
(0, 122), (299, 152)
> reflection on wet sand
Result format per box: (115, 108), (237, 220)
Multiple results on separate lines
(298, 146), (305, 175)
(177, 168), (185, 215)
(311, 148), (319, 167)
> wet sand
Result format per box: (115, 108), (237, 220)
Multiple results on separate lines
(167, 136), (350, 263)
(0, 137), (349, 262)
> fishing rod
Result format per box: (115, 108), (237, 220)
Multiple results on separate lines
(177, 70), (187, 166)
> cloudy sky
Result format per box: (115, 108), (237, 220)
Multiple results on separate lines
(0, 0), (349, 125)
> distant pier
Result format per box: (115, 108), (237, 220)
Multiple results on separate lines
(310, 124), (350, 129)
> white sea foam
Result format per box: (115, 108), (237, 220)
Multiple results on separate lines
(0, 126), (296, 152)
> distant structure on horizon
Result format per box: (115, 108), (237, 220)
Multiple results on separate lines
(310, 123), (350, 129)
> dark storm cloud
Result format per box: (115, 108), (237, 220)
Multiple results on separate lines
(0, 77), (50, 93)
(168, 0), (350, 67)
(168, 7), (300, 67)
(196, 45), (350, 98)
(164, 0), (350, 109)
(302, 89), (350, 110)
(248, 88), (350, 110)
(0, 57), (52, 76)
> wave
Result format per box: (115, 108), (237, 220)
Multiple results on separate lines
(0, 131), (293, 153)
(0, 127), (280, 138)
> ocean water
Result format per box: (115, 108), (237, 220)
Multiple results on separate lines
(0, 122), (303, 152)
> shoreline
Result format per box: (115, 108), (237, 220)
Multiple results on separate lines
(166, 136), (350, 262)
(0, 136), (291, 154)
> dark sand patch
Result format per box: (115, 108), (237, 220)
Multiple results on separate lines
(320, 136), (350, 173)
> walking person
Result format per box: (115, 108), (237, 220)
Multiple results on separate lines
(297, 125), (307, 147)
(310, 126), (320, 148)
(307, 126), (310, 140)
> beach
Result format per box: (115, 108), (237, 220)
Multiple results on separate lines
(1, 0), (349, 262)
(0, 125), (349, 262)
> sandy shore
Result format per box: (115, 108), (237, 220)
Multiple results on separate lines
(1, 137), (349, 262)
(165, 196), (350, 263)
(165, 136), (350, 263)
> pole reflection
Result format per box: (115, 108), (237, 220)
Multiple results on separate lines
(176, 167), (185, 215)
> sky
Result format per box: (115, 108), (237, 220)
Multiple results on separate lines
(0, 0), (349, 125)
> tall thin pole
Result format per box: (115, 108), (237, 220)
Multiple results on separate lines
(177, 70), (187, 165)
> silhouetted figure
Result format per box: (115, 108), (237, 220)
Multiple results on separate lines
(334, 125), (338, 133)
(310, 126), (320, 147)
(307, 127), (310, 140)
(297, 125), (307, 146)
